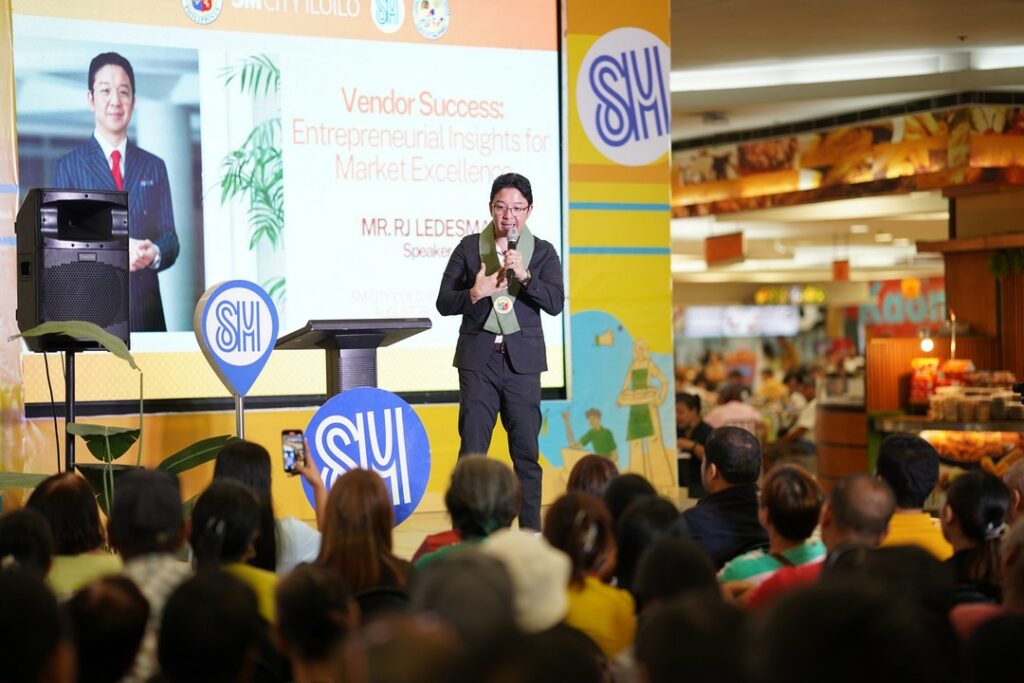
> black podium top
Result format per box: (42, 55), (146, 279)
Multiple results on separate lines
(274, 318), (432, 351)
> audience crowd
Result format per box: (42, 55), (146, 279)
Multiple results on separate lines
(2, 430), (1023, 683)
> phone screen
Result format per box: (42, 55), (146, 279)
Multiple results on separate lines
(282, 430), (304, 475)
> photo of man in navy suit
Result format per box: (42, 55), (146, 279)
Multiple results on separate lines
(53, 52), (179, 332)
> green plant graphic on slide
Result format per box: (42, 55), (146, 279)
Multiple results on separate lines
(218, 54), (286, 304)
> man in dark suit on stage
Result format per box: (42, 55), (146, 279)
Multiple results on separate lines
(53, 52), (179, 332)
(436, 173), (564, 529)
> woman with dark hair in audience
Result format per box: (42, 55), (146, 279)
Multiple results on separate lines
(414, 455), (521, 565)
(214, 439), (326, 574)
(317, 468), (413, 599)
(0, 508), (55, 579)
(676, 392), (712, 497)
(941, 469), (1011, 604)
(191, 480), (278, 624)
(566, 454), (619, 498)
(275, 563), (358, 683)
(719, 464), (824, 589)
(543, 492), (635, 658)
(603, 473), (657, 526)
(613, 495), (679, 593)
(64, 576), (149, 683)
(26, 472), (122, 597)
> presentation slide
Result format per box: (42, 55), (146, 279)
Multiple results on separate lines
(13, 1), (564, 401)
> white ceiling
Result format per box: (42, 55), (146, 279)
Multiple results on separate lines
(668, 0), (1024, 282)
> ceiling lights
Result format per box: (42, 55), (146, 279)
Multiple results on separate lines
(670, 47), (1024, 93)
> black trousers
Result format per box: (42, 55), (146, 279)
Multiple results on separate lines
(457, 345), (543, 530)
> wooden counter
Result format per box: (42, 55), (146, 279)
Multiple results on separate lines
(816, 403), (868, 493)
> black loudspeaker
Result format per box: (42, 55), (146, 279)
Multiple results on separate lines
(16, 188), (130, 352)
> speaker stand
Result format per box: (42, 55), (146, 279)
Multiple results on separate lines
(65, 350), (76, 472)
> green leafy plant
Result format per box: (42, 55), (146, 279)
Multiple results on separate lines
(218, 54), (286, 303)
(989, 248), (1024, 280)
(4, 322), (234, 514)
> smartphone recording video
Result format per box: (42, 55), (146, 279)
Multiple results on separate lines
(282, 429), (304, 475)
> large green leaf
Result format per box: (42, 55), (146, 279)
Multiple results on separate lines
(157, 435), (236, 474)
(75, 464), (138, 517)
(67, 423), (140, 463)
(10, 321), (138, 370)
(0, 472), (50, 490)
(182, 495), (197, 519)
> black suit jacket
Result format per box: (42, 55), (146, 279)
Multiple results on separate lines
(436, 232), (563, 374)
(677, 482), (768, 569)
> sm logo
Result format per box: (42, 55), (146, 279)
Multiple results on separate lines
(305, 388), (431, 525)
(372, 0), (405, 33)
(576, 28), (671, 167)
(195, 280), (279, 397)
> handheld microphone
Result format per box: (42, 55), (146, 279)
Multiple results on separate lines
(506, 225), (520, 286)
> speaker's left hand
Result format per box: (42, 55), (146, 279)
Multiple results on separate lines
(129, 238), (156, 271)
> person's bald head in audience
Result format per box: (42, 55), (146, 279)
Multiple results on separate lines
(821, 473), (896, 551)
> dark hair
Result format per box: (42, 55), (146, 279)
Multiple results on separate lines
(276, 563), (354, 662)
(65, 576), (149, 683)
(760, 464), (823, 541)
(744, 582), (947, 683)
(445, 456), (521, 539)
(632, 538), (719, 611)
(614, 496), (679, 592)
(0, 570), (64, 683)
(458, 623), (604, 683)
(821, 545), (956, 624)
(159, 570), (261, 683)
(88, 52), (136, 95)
(317, 468), (407, 592)
(543, 492), (615, 587)
(945, 470), (1010, 600)
(603, 473), (657, 523)
(964, 613), (1024, 683)
(876, 434), (940, 509)
(489, 173), (533, 205)
(409, 549), (517, 649)
(704, 426), (761, 485)
(213, 440), (278, 572)
(0, 509), (54, 578)
(346, 615), (465, 683)
(26, 472), (104, 555)
(108, 468), (185, 558)
(566, 455), (619, 498)
(635, 596), (744, 683)
(676, 392), (701, 413)
(717, 384), (745, 404)
(190, 481), (262, 568)
(829, 473), (896, 541)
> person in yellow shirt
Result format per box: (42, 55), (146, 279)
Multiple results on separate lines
(756, 368), (789, 403)
(191, 480), (278, 623)
(543, 492), (636, 658)
(875, 434), (953, 560)
(25, 472), (122, 599)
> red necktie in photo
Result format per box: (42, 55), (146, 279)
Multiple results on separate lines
(111, 149), (124, 191)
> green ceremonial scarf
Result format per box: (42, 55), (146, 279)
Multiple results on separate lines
(478, 220), (535, 335)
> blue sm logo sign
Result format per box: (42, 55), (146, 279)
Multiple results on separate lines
(304, 388), (431, 525)
(194, 280), (278, 397)
(576, 27), (671, 167)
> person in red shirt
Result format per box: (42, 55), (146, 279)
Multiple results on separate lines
(745, 472), (896, 609)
